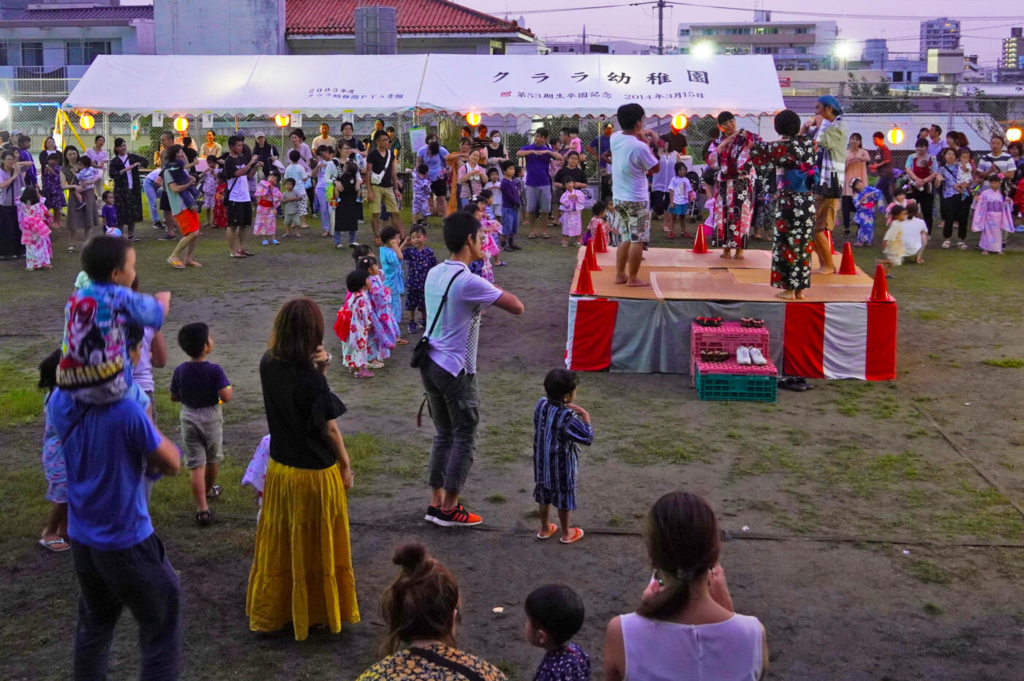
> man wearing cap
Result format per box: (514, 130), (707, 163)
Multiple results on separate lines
(801, 95), (846, 274)
(589, 122), (614, 201)
(708, 111), (760, 260)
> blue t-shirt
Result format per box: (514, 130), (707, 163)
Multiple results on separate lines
(170, 360), (230, 409)
(47, 388), (163, 551)
(416, 145), (449, 182)
(520, 143), (556, 187)
(589, 135), (611, 170)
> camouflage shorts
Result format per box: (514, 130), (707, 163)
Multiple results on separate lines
(613, 200), (651, 243)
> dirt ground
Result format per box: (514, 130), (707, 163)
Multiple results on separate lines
(1, 213), (1022, 680)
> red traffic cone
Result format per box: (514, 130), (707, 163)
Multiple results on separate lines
(585, 239), (602, 271)
(691, 226), (709, 254)
(595, 223), (609, 253)
(826, 230), (838, 254)
(572, 257), (595, 296)
(868, 264), (893, 302)
(838, 241), (858, 275)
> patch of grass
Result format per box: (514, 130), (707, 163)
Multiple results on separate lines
(606, 514), (626, 528)
(619, 430), (712, 466)
(932, 482), (1024, 541)
(485, 493), (506, 504)
(726, 430), (742, 440)
(906, 558), (951, 585)
(730, 444), (804, 480)
(923, 602), (943, 616)
(982, 358), (1024, 369)
(0, 362), (43, 431)
(870, 395), (900, 420)
(916, 310), (944, 321)
(819, 446), (927, 499)
(494, 660), (520, 681)
(905, 427), (930, 440)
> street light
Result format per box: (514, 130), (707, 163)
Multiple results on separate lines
(833, 42), (854, 60)
(691, 42), (714, 59)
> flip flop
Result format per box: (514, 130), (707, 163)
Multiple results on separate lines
(560, 527), (585, 544)
(537, 523), (558, 540)
(39, 538), (71, 553)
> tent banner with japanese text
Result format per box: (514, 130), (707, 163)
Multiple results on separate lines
(418, 54), (784, 118)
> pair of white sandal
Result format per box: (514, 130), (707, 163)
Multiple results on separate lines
(736, 347), (768, 366)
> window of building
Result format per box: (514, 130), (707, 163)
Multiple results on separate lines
(795, 27), (808, 34)
(702, 29), (715, 36)
(754, 46), (779, 55)
(0, 44), (8, 67)
(753, 27), (779, 35)
(21, 42), (44, 67)
(679, 47), (689, 54)
(66, 41), (111, 66)
(798, 46), (807, 54)
(892, 71), (904, 82)
(679, 29), (690, 36)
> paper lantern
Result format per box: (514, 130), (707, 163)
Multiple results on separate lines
(887, 126), (904, 146)
(466, 112), (481, 127)
(275, 114), (291, 128)
(1007, 126), (1022, 143)
(173, 116), (189, 133)
(671, 114), (688, 131)
(79, 112), (95, 131)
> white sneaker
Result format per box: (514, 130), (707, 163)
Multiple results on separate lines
(736, 346), (751, 365)
(749, 348), (768, 366)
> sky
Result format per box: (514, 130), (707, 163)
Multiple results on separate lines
(461, 0), (1018, 68)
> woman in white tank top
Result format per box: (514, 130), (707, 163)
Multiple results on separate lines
(604, 492), (768, 681)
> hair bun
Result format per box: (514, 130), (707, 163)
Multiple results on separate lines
(393, 543), (427, 570)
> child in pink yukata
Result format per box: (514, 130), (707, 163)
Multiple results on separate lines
(339, 269), (374, 378)
(972, 174), (1014, 255)
(354, 251), (398, 368)
(559, 182), (585, 248)
(254, 171), (282, 246)
(17, 185), (53, 270)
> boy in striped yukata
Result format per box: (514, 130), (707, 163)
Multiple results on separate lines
(533, 369), (594, 545)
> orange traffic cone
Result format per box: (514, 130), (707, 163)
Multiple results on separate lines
(838, 242), (858, 275)
(826, 230), (838, 254)
(691, 226), (709, 254)
(868, 264), (893, 302)
(585, 239), (601, 271)
(595, 223), (608, 253)
(573, 257), (595, 295)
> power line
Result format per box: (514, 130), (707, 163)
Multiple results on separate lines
(665, 2), (1024, 22)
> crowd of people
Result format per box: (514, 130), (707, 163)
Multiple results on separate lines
(9, 97), (1022, 679)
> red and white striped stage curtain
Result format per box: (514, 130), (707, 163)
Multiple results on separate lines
(565, 297), (618, 371)
(783, 302), (897, 381)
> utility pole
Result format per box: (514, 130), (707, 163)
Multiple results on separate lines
(657, 0), (666, 55)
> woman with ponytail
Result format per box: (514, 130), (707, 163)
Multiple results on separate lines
(604, 492), (768, 681)
(357, 543), (507, 681)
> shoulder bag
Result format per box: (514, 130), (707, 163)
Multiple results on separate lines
(410, 269), (463, 369)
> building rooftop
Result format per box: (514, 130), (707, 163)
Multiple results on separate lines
(5, 5), (153, 22)
(286, 0), (532, 37)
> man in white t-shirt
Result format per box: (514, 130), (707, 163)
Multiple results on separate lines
(420, 211), (524, 528)
(610, 103), (660, 287)
(223, 135), (260, 258)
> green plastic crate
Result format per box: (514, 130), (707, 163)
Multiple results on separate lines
(696, 370), (778, 403)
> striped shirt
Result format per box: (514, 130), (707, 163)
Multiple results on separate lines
(533, 398), (595, 494)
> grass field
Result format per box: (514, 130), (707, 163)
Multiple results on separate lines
(0, 207), (1022, 680)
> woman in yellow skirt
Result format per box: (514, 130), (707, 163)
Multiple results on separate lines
(247, 297), (359, 641)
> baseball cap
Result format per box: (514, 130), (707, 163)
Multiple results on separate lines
(254, 131), (266, 138)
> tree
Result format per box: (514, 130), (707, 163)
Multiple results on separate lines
(844, 75), (917, 114)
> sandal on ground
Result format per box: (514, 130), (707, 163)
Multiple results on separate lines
(167, 256), (186, 269)
(241, 249), (256, 256)
(537, 523), (558, 540)
(354, 369), (374, 378)
(560, 527), (585, 544)
(195, 509), (214, 527)
(229, 252), (247, 258)
(39, 537), (71, 553)
(66, 245), (75, 253)
(527, 234), (537, 239)
(186, 261), (203, 268)
(369, 360), (385, 369)
(942, 240), (951, 249)
(958, 242), (968, 250)
(205, 485), (221, 500)
(395, 338), (409, 346)
(541, 234), (551, 239)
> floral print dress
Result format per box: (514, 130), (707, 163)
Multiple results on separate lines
(402, 246), (437, 313)
(753, 136), (816, 292)
(710, 130), (761, 249)
(41, 164), (66, 210)
(253, 181), (282, 236)
(17, 198), (53, 269)
(367, 275), (398, 362)
(340, 290), (373, 370)
(853, 186), (884, 245)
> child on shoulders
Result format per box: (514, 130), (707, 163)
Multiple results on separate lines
(57, 236), (170, 405)
(170, 322), (232, 526)
(534, 369), (593, 545)
(525, 584), (591, 681)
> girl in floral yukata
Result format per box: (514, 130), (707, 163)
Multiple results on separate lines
(339, 269), (374, 378)
(709, 111), (761, 259)
(752, 109), (816, 300)
(850, 178), (885, 247)
(354, 252), (397, 368)
(254, 171), (282, 245)
(378, 226), (408, 346)
(559, 181), (585, 247)
(17, 186), (53, 270)
(972, 175), (1014, 255)
(401, 224), (437, 334)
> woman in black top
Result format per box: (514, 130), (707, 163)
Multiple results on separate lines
(248, 298), (359, 641)
(554, 151), (587, 190)
(485, 130), (507, 170)
(334, 161), (361, 247)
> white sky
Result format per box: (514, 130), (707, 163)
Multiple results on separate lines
(462, 1), (1017, 67)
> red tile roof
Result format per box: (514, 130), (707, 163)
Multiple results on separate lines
(9, 6), (153, 22)
(286, 0), (530, 37)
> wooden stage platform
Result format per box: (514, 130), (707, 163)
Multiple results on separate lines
(571, 246), (882, 304)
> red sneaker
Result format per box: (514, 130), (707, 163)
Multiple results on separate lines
(433, 504), (483, 527)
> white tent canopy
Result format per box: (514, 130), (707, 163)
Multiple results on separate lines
(65, 54), (784, 119)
